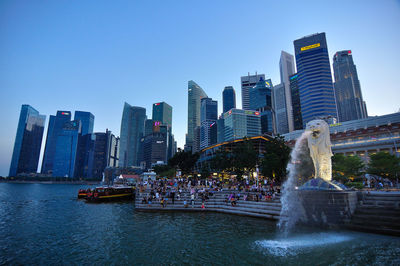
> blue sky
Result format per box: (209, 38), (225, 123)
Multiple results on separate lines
(0, 0), (399, 176)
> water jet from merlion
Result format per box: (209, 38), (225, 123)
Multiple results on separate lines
(278, 119), (357, 235)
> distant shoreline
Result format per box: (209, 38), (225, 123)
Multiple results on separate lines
(0, 180), (100, 185)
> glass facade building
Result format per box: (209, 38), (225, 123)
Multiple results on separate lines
(41, 111), (71, 174)
(119, 103), (146, 167)
(222, 86), (236, 113)
(273, 83), (289, 134)
(53, 120), (81, 178)
(241, 73), (265, 110)
(279, 51), (296, 132)
(9, 105), (46, 176)
(185, 80), (208, 151)
(249, 77), (274, 134)
(290, 73), (303, 130)
(294, 32), (338, 127)
(223, 109), (261, 141)
(74, 111), (94, 136)
(152, 102), (172, 128)
(200, 97), (218, 150)
(333, 50), (368, 122)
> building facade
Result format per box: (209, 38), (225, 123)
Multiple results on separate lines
(249, 77), (274, 134)
(333, 50), (368, 122)
(294, 32), (338, 127)
(119, 103), (147, 167)
(185, 80), (208, 151)
(223, 109), (261, 142)
(279, 51), (296, 132)
(53, 120), (81, 178)
(41, 110), (71, 174)
(9, 105), (46, 176)
(222, 86), (236, 113)
(200, 97), (218, 150)
(289, 73), (303, 130)
(241, 73), (265, 111)
(142, 125), (168, 169)
(273, 83), (289, 134)
(152, 102), (172, 128)
(74, 111), (94, 136)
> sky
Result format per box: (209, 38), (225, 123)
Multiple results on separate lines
(0, 0), (399, 176)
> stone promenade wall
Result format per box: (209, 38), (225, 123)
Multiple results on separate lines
(135, 190), (281, 220)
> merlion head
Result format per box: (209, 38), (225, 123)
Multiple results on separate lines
(305, 119), (332, 151)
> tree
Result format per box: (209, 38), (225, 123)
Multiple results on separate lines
(332, 154), (365, 182)
(260, 135), (291, 183)
(231, 138), (258, 180)
(209, 150), (232, 173)
(368, 152), (400, 181)
(168, 150), (200, 176)
(153, 164), (175, 178)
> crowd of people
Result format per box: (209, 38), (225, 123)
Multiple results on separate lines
(139, 177), (281, 208)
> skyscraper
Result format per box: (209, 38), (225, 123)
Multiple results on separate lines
(289, 73), (303, 130)
(41, 111), (71, 174)
(185, 80), (208, 152)
(241, 73), (265, 110)
(200, 97), (218, 150)
(152, 102), (172, 128)
(294, 33), (338, 127)
(333, 50), (368, 122)
(273, 83), (289, 134)
(9, 105), (46, 176)
(249, 77), (274, 134)
(119, 103), (147, 167)
(222, 86), (236, 113)
(279, 51), (296, 132)
(223, 109), (261, 141)
(143, 124), (168, 169)
(74, 111), (94, 135)
(53, 120), (81, 178)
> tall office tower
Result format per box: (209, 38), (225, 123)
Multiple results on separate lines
(193, 126), (201, 153)
(108, 133), (119, 167)
(152, 102), (172, 128)
(241, 73), (265, 110)
(279, 51), (296, 132)
(333, 50), (368, 122)
(143, 124), (168, 169)
(74, 111), (94, 136)
(217, 116), (225, 143)
(290, 73), (303, 130)
(9, 105), (46, 176)
(53, 120), (81, 178)
(294, 33), (338, 127)
(119, 103), (147, 167)
(200, 97), (218, 150)
(249, 77), (274, 134)
(222, 86), (236, 113)
(185, 80), (208, 152)
(144, 119), (154, 137)
(273, 83), (289, 134)
(223, 109), (261, 141)
(41, 111), (71, 174)
(74, 133), (95, 178)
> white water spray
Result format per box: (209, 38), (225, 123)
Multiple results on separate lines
(278, 131), (311, 235)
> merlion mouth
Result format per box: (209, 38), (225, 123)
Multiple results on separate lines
(312, 130), (320, 137)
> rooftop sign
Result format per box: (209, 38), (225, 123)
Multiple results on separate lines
(301, 43), (320, 51)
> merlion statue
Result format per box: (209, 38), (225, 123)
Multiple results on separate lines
(305, 119), (333, 182)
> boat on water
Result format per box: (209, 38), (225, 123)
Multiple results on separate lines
(77, 189), (91, 199)
(84, 186), (135, 202)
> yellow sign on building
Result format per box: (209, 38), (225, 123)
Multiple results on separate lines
(301, 43), (320, 51)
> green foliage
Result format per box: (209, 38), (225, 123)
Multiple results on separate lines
(200, 165), (211, 179)
(231, 138), (258, 178)
(344, 181), (364, 189)
(332, 154), (365, 182)
(260, 135), (291, 183)
(168, 150), (200, 176)
(367, 151), (400, 181)
(209, 150), (232, 173)
(153, 164), (175, 178)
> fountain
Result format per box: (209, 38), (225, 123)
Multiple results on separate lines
(279, 119), (357, 234)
